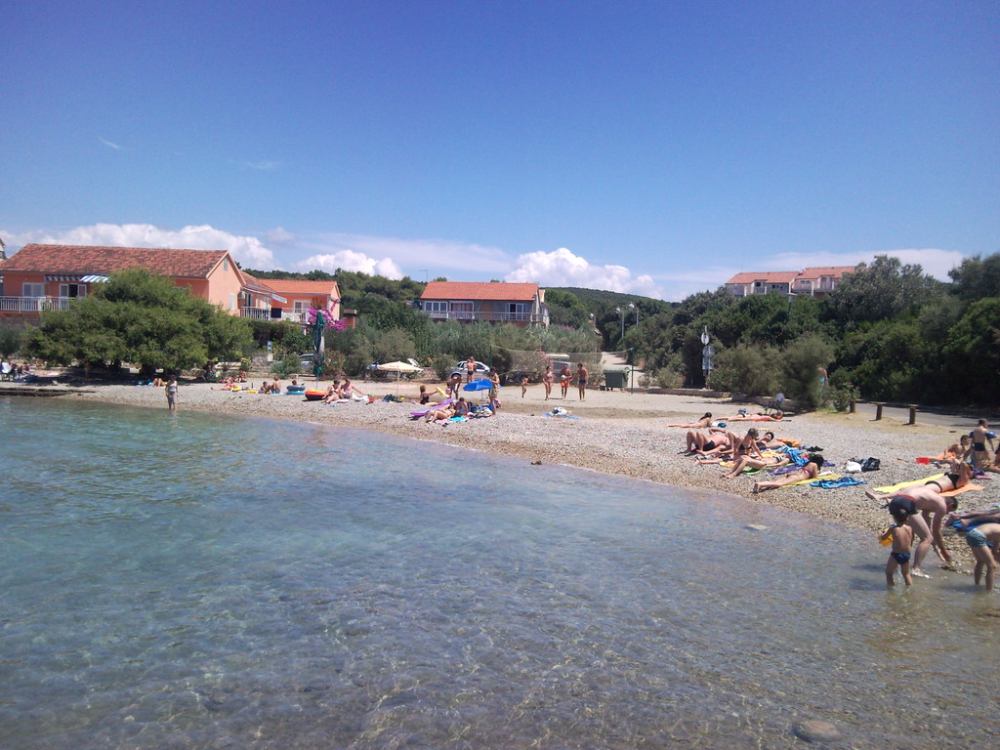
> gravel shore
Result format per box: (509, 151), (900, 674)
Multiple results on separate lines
(41, 377), (998, 571)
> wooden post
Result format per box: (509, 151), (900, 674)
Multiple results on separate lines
(874, 402), (885, 421)
(849, 400), (856, 414)
(907, 405), (918, 425)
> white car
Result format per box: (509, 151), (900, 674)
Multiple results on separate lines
(449, 360), (491, 379)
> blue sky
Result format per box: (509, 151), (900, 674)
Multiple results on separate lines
(2, 0), (997, 300)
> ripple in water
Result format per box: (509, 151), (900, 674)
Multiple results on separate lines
(0, 397), (996, 749)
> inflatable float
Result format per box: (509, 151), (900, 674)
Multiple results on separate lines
(304, 389), (326, 401)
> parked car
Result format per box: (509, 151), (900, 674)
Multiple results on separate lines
(449, 360), (491, 379)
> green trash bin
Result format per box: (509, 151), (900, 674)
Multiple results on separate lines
(603, 369), (627, 391)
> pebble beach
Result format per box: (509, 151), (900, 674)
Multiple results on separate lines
(35, 375), (995, 574)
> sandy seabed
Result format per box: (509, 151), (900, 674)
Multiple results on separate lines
(29, 376), (999, 573)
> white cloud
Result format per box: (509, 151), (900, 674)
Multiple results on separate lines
(294, 233), (511, 277)
(240, 159), (282, 171)
(506, 247), (665, 299)
(299, 250), (405, 279)
(99, 137), (126, 151)
(4, 223), (278, 269)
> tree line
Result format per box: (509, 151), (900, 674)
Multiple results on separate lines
(3, 252), (997, 410)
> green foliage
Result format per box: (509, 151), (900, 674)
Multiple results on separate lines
(778, 334), (835, 411)
(708, 344), (780, 398)
(0, 324), (26, 359)
(944, 297), (1000, 405)
(827, 369), (860, 412)
(271, 353), (303, 378)
(823, 256), (938, 328)
(26, 269), (252, 373)
(948, 252), (1000, 303)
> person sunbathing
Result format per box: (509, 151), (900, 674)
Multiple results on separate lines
(698, 428), (762, 461)
(945, 506), (1000, 530)
(866, 460), (973, 499)
(756, 431), (786, 450)
(684, 429), (731, 455)
(722, 453), (791, 479)
(666, 412), (713, 429)
(931, 436), (970, 463)
(721, 410), (784, 422)
(752, 456), (823, 493)
(423, 404), (456, 423)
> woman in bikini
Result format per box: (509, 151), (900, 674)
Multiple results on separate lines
(722, 452), (791, 479)
(752, 456), (823, 494)
(867, 460), (973, 503)
(666, 412), (713, 429)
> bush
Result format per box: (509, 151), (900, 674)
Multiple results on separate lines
(778, 334), (834, 411)
(708, 344), (779, 397)
(271, 353), (303, 378)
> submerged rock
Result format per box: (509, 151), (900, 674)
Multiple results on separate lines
(793, 719), (841, 743)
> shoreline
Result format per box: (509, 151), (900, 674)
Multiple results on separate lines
(18, 377), (997, 571)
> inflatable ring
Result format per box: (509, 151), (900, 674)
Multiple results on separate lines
(436, 387), (446, 396)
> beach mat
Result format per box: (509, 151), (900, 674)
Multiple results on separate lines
(784, 472), (841, 488)
(874, 474), (944, 493)
(942, 483), (984, 497)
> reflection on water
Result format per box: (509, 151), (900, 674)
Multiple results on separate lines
(0, 397), (996, 749)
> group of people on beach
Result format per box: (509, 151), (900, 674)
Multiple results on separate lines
(672, 411), (1000, 592)
(539, 363), (589, 401)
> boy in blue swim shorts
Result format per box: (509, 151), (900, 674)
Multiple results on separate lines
(963, 522), (1000, 592)
(885, 500), (915, 587)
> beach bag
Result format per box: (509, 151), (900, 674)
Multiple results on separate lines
(845, 461), (863, 474)
(860, 457), (881, 472)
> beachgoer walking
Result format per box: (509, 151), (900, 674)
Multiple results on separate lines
(165, 376), (178, 411)
(576, 363), (588, 401)
(466, 356), (477, 383)
(488, 370), (501, 413)
(543, 366), (554, 400)
(559, 365), (572, 398)
(965, 419), (996, 471)
(962, 522), (1000, 591)
(520, 376), (528, 398)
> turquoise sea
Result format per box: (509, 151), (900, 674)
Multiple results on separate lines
(0, 397), (996, 749)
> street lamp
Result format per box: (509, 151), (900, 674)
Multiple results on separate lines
(615, 306), (624, 347)
(628, 301), (638, 328)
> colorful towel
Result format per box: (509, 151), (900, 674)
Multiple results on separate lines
(783, 472), (840, 488)
(941, 483), (984, 497)
(874, 474), (944, 493)
(811, 477), (866, 489)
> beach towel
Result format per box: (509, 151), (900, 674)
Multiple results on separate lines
(782, 472), (840, 488)
(874, 474), (944, 493)
(941, 483), (984, 498)
(811, 476), (866, 489)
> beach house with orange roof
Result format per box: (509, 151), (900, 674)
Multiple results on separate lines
(419, 281), (549, 326)
(241, 275), (341, 322)
(0, 244), (285, 319)
(791, 266), (856, 297)
(725, 271), (799, 297)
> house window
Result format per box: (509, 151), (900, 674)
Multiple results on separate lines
(58, 284), (86, 298)
(424, 301), (448, 313)
(293, 300), (308, 314)
(229, 293), (236, 311)
(450, 302), (474, 319)
(23, 283), (44, 298)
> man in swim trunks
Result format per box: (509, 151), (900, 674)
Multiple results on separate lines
(964, 419), (995, 471)
(868, 488), (957, 576)
(576, 363), (588, 401)
(962, 522), (1000, 591)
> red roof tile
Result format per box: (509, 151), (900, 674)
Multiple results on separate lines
(421, 281), (539, 301)
(2, 244), (230, 279)
(261, 278), (341, 298)
(796, 266), (856, 280)
(726, 271), (798, 285)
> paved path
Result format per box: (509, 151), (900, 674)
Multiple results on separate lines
(851, 401), (997, 432)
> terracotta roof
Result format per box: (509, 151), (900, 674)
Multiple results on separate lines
(261, 278), (341, 298)
(796, 266), (856, 280)
(726, 271), (798, 285)
(2, 244), (229, 279)
(421, 281), (539, 301)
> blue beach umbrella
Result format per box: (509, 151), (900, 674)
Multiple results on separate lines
(462, 379), (494, 392)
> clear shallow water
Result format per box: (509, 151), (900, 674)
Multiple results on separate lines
(0, 397), (997, 749)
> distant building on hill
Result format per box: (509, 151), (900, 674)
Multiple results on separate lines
(725, 266), (855, 298)
(418, 281), (549, 327)
(0, 243), (324, 321)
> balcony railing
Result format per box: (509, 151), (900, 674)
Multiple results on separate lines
(240, 307), (309, 322)
(0, 296), (74, 312)
(424, 310), (548, 325)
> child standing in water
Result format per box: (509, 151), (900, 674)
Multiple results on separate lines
(884, 500), (916, 587)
